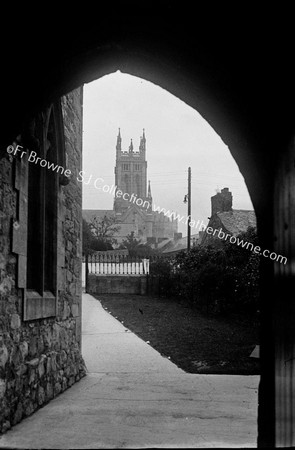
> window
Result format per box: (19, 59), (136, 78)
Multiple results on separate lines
(124, 173), (130, 193)
(134, 164), (141, 171)
(135, 174), (141, 196)
(27, 111), (57, 293)
(122, 163), (130, 171)
(24, 102), (66, 320)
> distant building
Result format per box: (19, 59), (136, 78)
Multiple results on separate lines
(83, 129), (179, 246)
(201, 187), (256, 246)
(161, 233), (201, 255)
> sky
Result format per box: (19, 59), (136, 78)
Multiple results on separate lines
(82, 71), (253, 236)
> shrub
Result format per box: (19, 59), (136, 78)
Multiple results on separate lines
(149, 257), (174, 277)
(149, 227), (260, 315)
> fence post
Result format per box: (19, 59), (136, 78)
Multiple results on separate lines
(146, 272), (149, 295)
(85, 253), (89, 293)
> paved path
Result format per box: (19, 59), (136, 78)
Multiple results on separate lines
(0, 293), (259, 448)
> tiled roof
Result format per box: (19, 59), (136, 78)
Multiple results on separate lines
(83, 209), (115, 223)
(157, 238), (173, 249)
(162, 233), (200, 254)
(217, 209), (256, 236)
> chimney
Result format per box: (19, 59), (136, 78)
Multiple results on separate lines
(211, 187), (233, 215)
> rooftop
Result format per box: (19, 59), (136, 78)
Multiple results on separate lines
(217, 209), (256, 236)
(162, 233), (200, 254)
(83, 209), (115, 223)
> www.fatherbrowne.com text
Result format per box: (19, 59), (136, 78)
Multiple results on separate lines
(76, 171), (287, 265)
(7, 146), (287, 265)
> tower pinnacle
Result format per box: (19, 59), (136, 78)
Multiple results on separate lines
(116, 128), (122, 152)
(148, 180), (152, 198)
(139, 128), (146, 152)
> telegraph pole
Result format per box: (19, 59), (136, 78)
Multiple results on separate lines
(183, 167), (192, 250)
(187, 167), (191, 250)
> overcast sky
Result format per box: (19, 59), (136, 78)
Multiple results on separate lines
(82, 71), (253, 236)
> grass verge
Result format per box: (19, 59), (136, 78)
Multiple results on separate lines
(92, 293), (260, 375)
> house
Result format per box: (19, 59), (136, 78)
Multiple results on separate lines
(201, 187), (256, 246)
(161, 233), (200, 255)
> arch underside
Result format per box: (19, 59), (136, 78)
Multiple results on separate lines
(2, 10), (295, 446)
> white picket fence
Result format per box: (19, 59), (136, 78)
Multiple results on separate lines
(82, 259), (150, 287)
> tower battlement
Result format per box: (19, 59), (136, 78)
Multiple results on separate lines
(116, 128), (146, 160)
(114, 129), (150, 214)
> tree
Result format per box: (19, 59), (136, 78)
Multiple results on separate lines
(89, 214), (121, 249)
(120, 231), (155, 257)
(82, 216), (121, 292)
(82, 218), (114, 254)
(82, 219), (95, 256)
(120, 231), (141, 256)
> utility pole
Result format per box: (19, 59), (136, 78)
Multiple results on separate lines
(187, 167), (191, 250)
(184, 167), (192, 250)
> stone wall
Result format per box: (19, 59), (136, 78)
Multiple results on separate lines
(88, 274), (147, 295)
(0, 88), (86, 433)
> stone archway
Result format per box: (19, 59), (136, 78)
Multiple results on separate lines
(1, 7), (295, 446)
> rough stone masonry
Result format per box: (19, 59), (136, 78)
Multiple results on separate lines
(0, 87), (86, 433)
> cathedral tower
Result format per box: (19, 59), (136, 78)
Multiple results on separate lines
(114, 129), (152, 213)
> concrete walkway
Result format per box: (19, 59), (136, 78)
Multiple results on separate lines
(0, 293), (259, 448)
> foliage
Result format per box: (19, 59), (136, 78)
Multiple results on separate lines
(119, 231), (157, 257)
(222, 226), (259, 265)
(153, 226), (260, 315)
(149, 256), (174, 277)
(82, 215), (120, 255)
(89, 214), (121, 249)
(119, 231), (141, 256)
(82, 219), (106, 256)
(82, 219), (94, 256)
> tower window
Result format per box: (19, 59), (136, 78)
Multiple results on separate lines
(124, 174), (130, 193)
(122, 163), (130, 171)
(134, 164), (141, 171)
